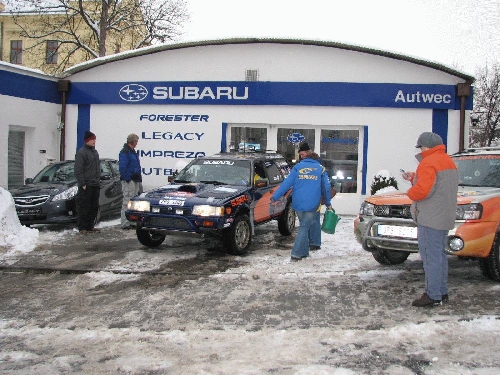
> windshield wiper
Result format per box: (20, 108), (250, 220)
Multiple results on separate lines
(200, 180), (227, 185)
(173, 179), (192, 183)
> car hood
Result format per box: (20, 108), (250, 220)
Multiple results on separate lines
(366, 186), (500, 205)
(10, 182), (76, 197)
(141, 183), (250, 205)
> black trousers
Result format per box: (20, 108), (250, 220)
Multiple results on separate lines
(77, 185), (100, 230)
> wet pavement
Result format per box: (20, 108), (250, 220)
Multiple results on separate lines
(1, 220), (499, 374)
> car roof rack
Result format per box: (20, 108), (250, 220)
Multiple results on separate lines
(454, 146), (500, 155)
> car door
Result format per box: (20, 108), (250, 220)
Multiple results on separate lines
(251, 160), (288, 223)
(99, 160), (122, 216)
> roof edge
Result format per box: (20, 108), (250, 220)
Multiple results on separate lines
(59, 37), (475, 82)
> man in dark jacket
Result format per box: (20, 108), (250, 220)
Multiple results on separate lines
(119, 133), (142, 229)
(403, 132), (458, 307)
(75, 130), (101, 233)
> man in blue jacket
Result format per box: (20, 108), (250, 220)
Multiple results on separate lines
(271, 153), (332, 261)
(119, 133), (142, 229)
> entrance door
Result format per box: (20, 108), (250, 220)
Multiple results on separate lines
(8, 130), (25, 189)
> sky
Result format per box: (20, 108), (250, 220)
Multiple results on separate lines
(182, 0), (500, 76)
(2, 185), (500, 373)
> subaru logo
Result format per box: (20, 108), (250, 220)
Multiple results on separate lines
(287, 132), (305, 144)
(119, 84), (148, 102)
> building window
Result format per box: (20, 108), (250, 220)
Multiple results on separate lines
(46, 40), (58, 64)
(320, 129), (359, 193)
(10, 40), (22, 64)
(230, 127), (267, 153)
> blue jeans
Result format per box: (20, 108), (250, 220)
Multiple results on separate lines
(309, 210), (321, 247)
(417, 225), (449, 300)
(292, 211), (317, 258)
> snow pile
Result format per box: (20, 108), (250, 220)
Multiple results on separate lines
(0, 187), (39, 254)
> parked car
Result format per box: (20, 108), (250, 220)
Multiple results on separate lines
(354, 147), (500, 281)
(10, 159), (123, 226)
(126, 152), (295, 255)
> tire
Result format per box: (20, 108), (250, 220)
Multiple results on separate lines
(224, 214), (252, 255)
(136, 227), (166, 248)
(482, 235), (500, 281)
(277, 201), (296, 236)
(372, 248), (410, 265)
(478, 257), (493, 279)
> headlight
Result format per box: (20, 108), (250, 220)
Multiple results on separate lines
(360, 201), (375, 216)
(53, 185), (78, 201)
(127, 200), (150, 212)
(456, 203), (482, 220)
(192, 205), (224, 217)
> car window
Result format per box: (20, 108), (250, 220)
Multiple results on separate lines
(263, 161), (284, 185)
(454, 155), (500, 188)
(109, 160), (120, 177)
(175, 159), (251, 185)
(100, 161), (112, 176)
(33, 162), (76, 183)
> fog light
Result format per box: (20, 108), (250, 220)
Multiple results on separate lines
(448, 236), (464, 252)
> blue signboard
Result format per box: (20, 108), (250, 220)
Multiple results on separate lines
(66, 81), (473, 110)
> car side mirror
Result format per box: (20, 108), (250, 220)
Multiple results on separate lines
(100, 173), (111, 180)
(25, 177), (33, 184)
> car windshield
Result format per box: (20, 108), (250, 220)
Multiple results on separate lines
(453, 155), (500, 188)
(174, 159), (252, 186)
(32, 162), (76, 183)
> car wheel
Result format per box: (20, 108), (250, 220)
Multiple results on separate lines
(478, 257), (493, 279)
(277, 201), (295, 236)
(224, 214), (251, 255)
(482, 235), (500, 281)
(136, 227), (166, 248)
(372, 248), (410, 265)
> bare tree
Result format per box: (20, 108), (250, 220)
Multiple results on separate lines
(470, 63), (500, 147)
(4, 0), (189, 73)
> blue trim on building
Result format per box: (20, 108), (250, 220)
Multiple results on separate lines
(432, 109), (449, 148)
(221, 122), (227, 152)
(67, 81), (473, 110)
(0, 70), (60, 103)
(76, 105), (91, 152)
(362, 126), (369, 195)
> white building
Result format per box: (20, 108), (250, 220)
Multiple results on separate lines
(1, 38), (474, 214)
(0, 62), (61, 189)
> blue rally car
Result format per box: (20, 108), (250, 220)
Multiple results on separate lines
(125, 152), (295, 255)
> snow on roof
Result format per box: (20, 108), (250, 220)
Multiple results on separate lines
(59, 37), (476, 82)
(0, 60), (57, 80)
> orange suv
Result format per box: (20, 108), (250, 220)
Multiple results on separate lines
(354, 147), (500, 281)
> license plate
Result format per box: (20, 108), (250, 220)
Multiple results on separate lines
(17, 207), (42, 215)
(377, 224), (417, 239)
(159, 199), (185, 206)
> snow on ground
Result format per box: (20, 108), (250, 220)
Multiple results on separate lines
(1, 188), (500, 374)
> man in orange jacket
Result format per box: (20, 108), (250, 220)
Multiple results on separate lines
(402, 132), (458, 307)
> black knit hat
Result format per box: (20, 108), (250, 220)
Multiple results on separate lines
(84, 130), (96, 142)
(298, 142), (311, 152)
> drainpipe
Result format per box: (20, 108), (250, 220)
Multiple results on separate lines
(58, 79), (71, 161)
(456, 83), (472, 152)
(0, 21), (4, 61)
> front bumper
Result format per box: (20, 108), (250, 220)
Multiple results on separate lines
(126, 211), (229, 234)
(355, 217), (419, 253)
(16, 199), (77, 225)
(355, 215), (498, 258)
